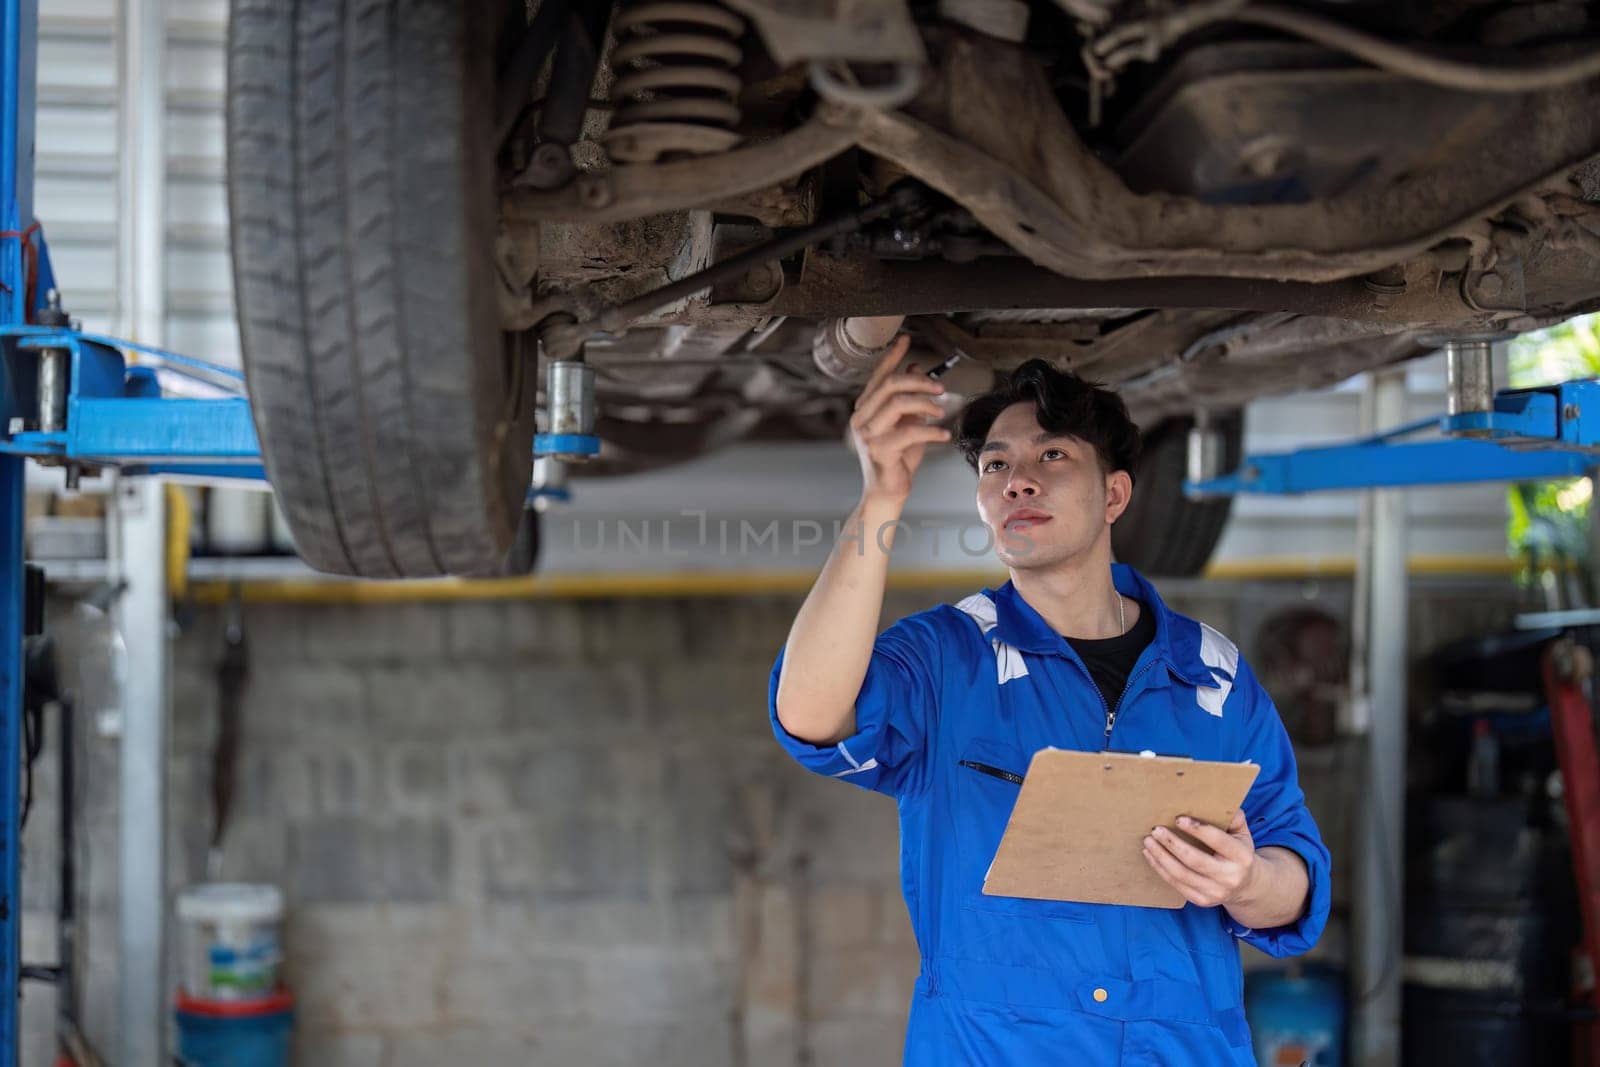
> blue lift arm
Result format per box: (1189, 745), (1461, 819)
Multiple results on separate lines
(0, 326), (265, 479)
(1187, 379), (1600, 496)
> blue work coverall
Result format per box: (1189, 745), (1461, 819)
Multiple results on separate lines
(768, 564), (1331, 1065)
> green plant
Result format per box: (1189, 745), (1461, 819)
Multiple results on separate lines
(1506, 313), (1600, 604)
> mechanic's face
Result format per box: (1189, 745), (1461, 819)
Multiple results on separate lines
(974, 402), (1133, 570)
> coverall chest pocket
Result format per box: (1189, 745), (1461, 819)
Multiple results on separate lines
(954, 739), (1095, 924)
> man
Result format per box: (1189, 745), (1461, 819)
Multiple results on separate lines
(769, 339), (1330, 1065)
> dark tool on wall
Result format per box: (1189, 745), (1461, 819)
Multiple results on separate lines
(210, 607), (249, 862)
(18, 600), (101, 1065)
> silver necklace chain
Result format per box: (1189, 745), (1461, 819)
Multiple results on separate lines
(1116, 593), (1126, 636)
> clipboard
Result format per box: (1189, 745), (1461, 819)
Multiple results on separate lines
(981, 748), (1261, 909)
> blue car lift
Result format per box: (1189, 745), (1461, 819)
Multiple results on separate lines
(0, 0), (602, 1048)
(0, 1), (31, 1056)
(1, 327), (262, 478)
(0, 0), (279, 1059)
(1187, 378), (1600, 497)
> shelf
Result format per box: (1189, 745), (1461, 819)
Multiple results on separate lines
(35, 554), (314, 587)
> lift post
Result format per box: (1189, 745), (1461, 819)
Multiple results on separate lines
(0, 0), (36, 1058)
(0, 7), (263, 1055)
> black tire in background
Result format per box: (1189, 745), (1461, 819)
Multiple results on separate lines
(474, 507), (541, 578)
(1112, 413), (1243, 577)
(226, 0), (535, 577)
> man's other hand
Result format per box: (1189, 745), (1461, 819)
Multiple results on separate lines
(1142, 810), (1257, 908)
(1143, 810), (1310, 929)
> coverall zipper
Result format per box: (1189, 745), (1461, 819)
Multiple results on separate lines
(1100, 659), (1161, 749)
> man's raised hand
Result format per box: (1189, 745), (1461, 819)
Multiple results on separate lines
(849, 336), (952, 506)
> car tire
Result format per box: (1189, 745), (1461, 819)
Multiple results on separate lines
(226, 0), (535, 577)
(1112, 413), (1241, 577)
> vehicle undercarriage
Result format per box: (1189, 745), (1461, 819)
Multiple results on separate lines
(225, 0), (1600, 575)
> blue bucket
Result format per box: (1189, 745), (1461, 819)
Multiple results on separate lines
(174, 989), (293, 1067)
(1245, 966), (1346, 1067)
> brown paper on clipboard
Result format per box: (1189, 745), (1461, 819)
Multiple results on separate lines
(981, 748), (1261, 909)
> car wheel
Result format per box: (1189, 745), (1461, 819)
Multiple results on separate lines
(1112, 413), (1241, 577)
(226, 0), (535, 577)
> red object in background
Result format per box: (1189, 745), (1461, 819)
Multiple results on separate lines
(1541, 639), (1600, 1067)
(0, 221), (41, 321)
(174, 987), (294, 1018)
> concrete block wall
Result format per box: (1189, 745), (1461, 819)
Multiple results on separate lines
(160, 595), (905, 1067)
(16, 576), (1535, 1065)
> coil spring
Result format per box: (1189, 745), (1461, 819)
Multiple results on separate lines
(603, 2), (746, 164)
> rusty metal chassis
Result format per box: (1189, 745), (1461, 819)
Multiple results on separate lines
(504, 30), (1600, 341)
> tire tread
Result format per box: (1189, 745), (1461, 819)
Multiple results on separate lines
(226, 0), (533, 577)
(1112, 414), (1241, 578)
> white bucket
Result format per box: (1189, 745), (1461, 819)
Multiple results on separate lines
(205, 488), (270, 555)
(176, 883), (284, 1001)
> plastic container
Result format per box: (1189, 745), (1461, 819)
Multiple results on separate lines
(204, 488), (270, 555)
(176, 883), (284, 1001)
(1245, 966), (1346, 1067)
(175, 989), (293, 1067)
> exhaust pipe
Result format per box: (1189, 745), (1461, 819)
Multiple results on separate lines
(812, 316), (906, 381)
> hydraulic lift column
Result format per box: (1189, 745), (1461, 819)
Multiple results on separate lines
(1352, 367), (1409, 1067)
(115, 0), (170, 1062)
(0, 0), (37, 1058)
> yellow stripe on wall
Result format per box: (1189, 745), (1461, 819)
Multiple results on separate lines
(181, 556), (1522, 605)
(1203, 554), (1526, 580)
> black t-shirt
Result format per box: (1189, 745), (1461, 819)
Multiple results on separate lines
(1065, 599), (1157, 717)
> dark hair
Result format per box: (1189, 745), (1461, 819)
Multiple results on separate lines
(956, 360), (1142, 480)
